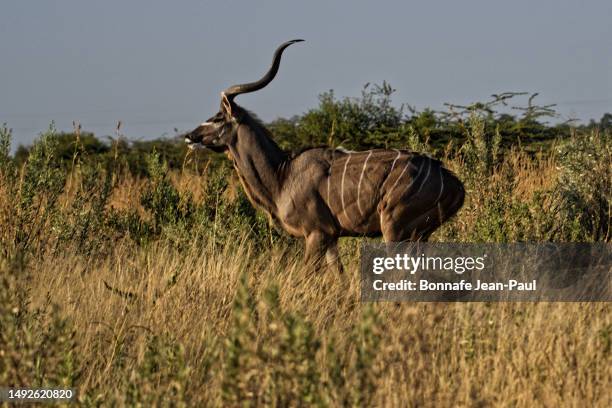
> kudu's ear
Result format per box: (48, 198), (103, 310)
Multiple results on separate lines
(221, 93), (234, 120)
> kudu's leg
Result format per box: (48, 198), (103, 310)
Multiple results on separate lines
(325, 238), (344, 275)
(304, 232), (342, 274)
(304, 232), (326, 269)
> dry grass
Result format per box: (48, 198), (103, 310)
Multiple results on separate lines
(1, 128), (610, 406)
(21, 235), (611, 406)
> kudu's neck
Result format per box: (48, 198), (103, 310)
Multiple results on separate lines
(227, 113), (287, 215)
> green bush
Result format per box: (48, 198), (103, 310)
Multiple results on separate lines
(1, 125), (66, 259)
(553, 129), (610, 241)
(0, 271), (79, 389)
(141, 149), (195, 231)
(221, 273), (382, 406)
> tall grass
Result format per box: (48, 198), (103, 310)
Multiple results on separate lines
(0, 120), (610, 406)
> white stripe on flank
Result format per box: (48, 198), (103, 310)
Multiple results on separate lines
(327, 167), (332, 204)
(389, 159), (423, 197)
(357, 151), (372, 216)
(341, 154), (352, 217)
(414, 159), (432, 196)
(390, 149), (401, 173)
(435, 166), (444, 203)
(327, 149), (336, 205)
(389, 158), (416, 194)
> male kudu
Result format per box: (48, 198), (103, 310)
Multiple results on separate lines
(185, 40), (465, 274)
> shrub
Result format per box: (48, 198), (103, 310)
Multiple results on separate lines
(553, 129), (610, 241)
(0, 271), (79, 389)
(1, 125), (66, 258)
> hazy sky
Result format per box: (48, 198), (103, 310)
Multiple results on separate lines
(1, 0), (611, 147)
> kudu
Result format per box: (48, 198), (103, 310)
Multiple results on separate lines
(185, 39), (465, 274)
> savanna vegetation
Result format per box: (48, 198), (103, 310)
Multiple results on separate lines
(1, 85), (610, 406)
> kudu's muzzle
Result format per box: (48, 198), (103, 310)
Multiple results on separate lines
(184, 131), (202, 150)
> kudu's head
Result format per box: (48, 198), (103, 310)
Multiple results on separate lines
(184, 39), (304, 152)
